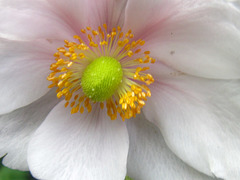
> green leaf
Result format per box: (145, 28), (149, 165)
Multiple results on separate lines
(0, 166), (30, 180)
(125, 176), (133, 180)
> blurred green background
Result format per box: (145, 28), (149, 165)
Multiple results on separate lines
(0, 158), (36, 180)
(0, 158), (133, 180)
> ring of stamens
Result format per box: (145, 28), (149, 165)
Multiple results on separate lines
(47, 24), (155, 121)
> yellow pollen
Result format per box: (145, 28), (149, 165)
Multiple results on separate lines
(47, 24), (155, 121)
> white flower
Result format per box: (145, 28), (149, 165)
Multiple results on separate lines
(0, 0), (240, 180)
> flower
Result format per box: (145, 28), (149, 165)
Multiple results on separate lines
(0, 0), (240, 180)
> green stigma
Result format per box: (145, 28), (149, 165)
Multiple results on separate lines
(81, 56), (123, 102)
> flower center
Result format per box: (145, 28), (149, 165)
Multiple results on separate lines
(81, 56), (123, 101)
(47, 24), (155, 121)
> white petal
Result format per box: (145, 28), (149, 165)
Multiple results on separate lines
(28, 101), (129, 180)
(0, 0), (74, 40)
(149, 61), (184, 80)
(227, 0), (240, 9)
(143, 77), (240, 180)
(0, 39), (59, 114)
(0, 90), (59, 170)
(126, 115), (219, 180)
(124, 0), (240, 79)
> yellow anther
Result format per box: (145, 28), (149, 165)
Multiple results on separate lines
(88, 34), (93, 42)
(87, 105), (92, 113)
(74, 95), (79, 100)
(123, 38), (129, 44)
(79, 53), (85, 59)
(118, 41), (123, 46)
(144, 59), (150, 63)
(67, 62), (73, 67)
(125, 44), (131, 51)
(64, 81), (71, 87)
(147, 91), (151, 97)
(71, 106), (78, 114)
(80, 106), (84, 113)
(138, 100), (145, 106)
(100, 102), (104, 109)
(129, 34), (134, 38)
(54, 52), (60, 57)
(62, 88), (69, 94)
(141, 67), (150, 71)
(119, 32), (124, 38)
(122, 103), (127, 110)
(89, 41), (98, 47)
(48, 83), (55, 88)
(137, 58), (143, 63)
(65, 93), (72, 101)
(73, 35), (80, 39)
(136, 67), (142, 72)
(81, 29), (86, 33)
(92, 30), (99, 36)
(98, 26), (104, 38)
(100, 41), (108, 46)
(103, 24), (107, 31)
(57, 91), (63, 98)
(151, 58), (156, 63)
(65, 102), (69, 107)
(144, 51), (150, 54)
(140, 40), (145, 46)
(57, 80), (64, 87)
(70, 101), (75, 107)
(117, 26), (121, 31)
(127, 51), (133, 57)
(135, 49), (141, 53)
(69, 47), (75, 53)
(56, 60), (64, 65)
(84, 98), (90, 107)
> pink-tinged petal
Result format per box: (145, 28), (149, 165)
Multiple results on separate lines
(28, 101), (129, 180)
(86, 0), (128, 29)
(126, 115), (218, 180)
(47, 0), (128, 31)
(0, 0), (74, 40)
(124, 0), (240, 79)
(123, 0), (176, 37)
(0, 39), (59, 114)
(46, 0), (88, 33)
(143, 77), (240, 179)
(0, 90), (59, 171)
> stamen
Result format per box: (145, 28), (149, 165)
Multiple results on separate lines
(47, 24), (155, 121)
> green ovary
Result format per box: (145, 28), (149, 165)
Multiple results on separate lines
(81, 56), (123, 102)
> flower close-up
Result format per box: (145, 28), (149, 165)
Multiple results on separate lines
(0, 0), (240, 180)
